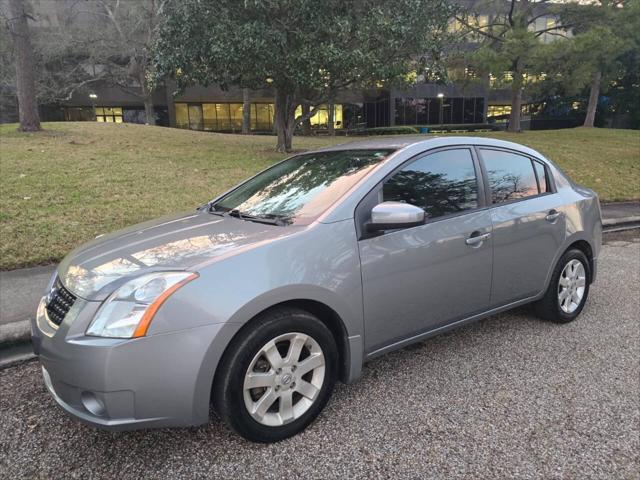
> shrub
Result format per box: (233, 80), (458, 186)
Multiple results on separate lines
(356, 126), (420, 136)
(414, 123), (501, 132)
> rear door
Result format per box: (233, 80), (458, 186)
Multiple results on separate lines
(477, 147), (566, 306)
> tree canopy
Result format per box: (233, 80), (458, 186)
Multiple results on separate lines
(455, 0), (571, 132)
(542, 0), (639, 127)
(155, 0), (455, 151)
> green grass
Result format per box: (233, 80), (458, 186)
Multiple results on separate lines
(1, 122), (638, 270)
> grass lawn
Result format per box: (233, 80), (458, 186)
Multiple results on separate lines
(1, 122), (638, 270)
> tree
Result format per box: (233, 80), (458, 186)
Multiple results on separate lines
(4, 0), (40, 131)
(87, 0), (167, 125)
(456, 0), (570, 132)
(550, 0), (638, 127)
(1, 0), (168, 126)
(155, 0), (454, 151)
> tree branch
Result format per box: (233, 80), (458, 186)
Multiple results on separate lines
(454, 15), (503, 42)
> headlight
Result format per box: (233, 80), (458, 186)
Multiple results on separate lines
(86, 272), (198, 338)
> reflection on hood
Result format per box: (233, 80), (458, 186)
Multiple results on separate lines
(59, 211), (295, 299)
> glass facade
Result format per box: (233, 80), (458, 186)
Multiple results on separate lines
(394, 97), (485, 125)
(174, 97), (488, 132)
(175, 102), (275, 132)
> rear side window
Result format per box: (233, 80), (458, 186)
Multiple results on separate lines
(383, 148), (478, 219)
(481, 149), (539, 203)
(533, 160), (549, 193)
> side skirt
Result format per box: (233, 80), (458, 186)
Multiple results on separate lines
(364, 295), (541, 361)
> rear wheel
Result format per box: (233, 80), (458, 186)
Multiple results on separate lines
(534, 248), (591, 323)
(213, 307), (337, 442)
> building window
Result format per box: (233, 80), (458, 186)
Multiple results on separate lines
(342, 103), (364, 129)
(253, 103), (275, 131)
(188, 104), (203, 130)
(293, 104), (343, 130)
(487, 105), (512, 119)
(202, 104), (216, 130)
(122, 108), (146, 124)
(175, 103), (189, 128)
(230, 103), (244, 130)
(95, 107), (123, 123)
(395, 97), (485, 125)
(64, 107), (94, 121)
(530, 15), (565, 43)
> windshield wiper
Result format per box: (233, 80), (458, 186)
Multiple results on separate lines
(227, 209), (290, 226)
(208, 204), (290, 226)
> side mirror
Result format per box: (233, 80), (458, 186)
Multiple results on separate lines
(367, 201), (425, 232)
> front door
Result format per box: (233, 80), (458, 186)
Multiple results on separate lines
(477, 148), (566, 306)
(358, 148), (493, 354)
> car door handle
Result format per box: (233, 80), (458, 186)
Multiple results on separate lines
(465, 232), (491, 246)
(546, 210), (561, 222)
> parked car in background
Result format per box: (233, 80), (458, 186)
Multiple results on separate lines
(32, 136), (602, 442)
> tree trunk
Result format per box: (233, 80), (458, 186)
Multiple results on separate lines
(584, 70), (601, 128)
(508, 69), (523, 133)
(139, 69), (156, 125)
(242, 88), (251, 134)
(327, 100), (335, 136)
(143, 98), (155, 125)
(274, 87), (295, 152)
(8, 0), (40, 132)
(301, 102), (311, 136)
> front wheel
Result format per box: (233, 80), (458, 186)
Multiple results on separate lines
(213, 307), (338, 442)
(534, 248), (591, 323)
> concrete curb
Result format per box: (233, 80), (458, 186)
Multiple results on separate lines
(0, 319), (31, 348)
(602, 215), (640, 226)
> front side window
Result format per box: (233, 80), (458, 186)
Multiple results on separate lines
(481, 149), (540, 203)
(214, 149), (393, 224)
(383, 149), (478, 219)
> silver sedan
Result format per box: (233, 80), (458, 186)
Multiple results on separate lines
(32, 136), (602, 442)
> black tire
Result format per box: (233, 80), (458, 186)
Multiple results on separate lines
(534, 248), (591, 323)
(213, 307), (338, 443)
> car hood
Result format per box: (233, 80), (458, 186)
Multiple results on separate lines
(58, 211), (298, 300)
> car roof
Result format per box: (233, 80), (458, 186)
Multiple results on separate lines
(317, 135), (546, 161)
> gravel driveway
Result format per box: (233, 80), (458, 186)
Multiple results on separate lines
(1, 239), (638, 479)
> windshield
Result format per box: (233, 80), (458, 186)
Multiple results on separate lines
(213, 149), (394, 224)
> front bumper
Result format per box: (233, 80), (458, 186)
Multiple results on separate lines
(32, 297), (241, 430)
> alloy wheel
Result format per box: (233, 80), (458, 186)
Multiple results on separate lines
(243, 332), (325, 427)
(557, 259), (586, 314)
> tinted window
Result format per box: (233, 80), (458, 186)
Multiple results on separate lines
(481, 150), (539, 203)
(383, 149), (478, 219)
(215, 149), (392, 224)
(533, 160), (549, 193)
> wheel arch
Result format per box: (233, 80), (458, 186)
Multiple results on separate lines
(211, 298), (357, 405)
(539, 233), (598, 299)
(566, 239), (594, 282)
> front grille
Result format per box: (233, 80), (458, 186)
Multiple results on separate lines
(45, 278), (77, 326)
